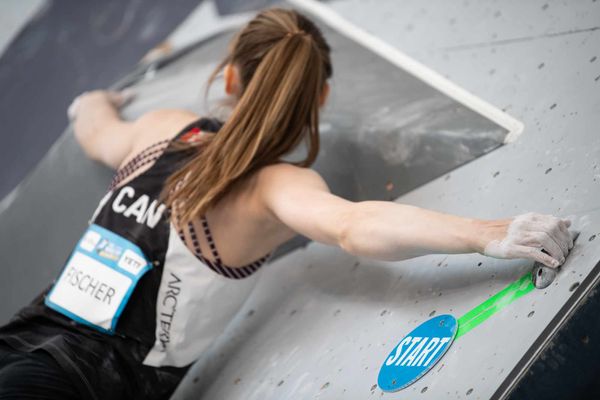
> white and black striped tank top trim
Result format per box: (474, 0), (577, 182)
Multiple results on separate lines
(179, 219), (270, 280)
(108, 139), (171, 192)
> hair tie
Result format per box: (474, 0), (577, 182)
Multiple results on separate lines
(285, 30), (307, 38)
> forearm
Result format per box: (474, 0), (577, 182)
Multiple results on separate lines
(339, 201), (501, 261)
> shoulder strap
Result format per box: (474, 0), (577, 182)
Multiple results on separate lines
(174, 117), (224, 142)
(200, 215), (222, 264)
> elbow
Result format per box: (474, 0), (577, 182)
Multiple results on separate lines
(337, 204), (362, 256)
(338, 222), (353, 255)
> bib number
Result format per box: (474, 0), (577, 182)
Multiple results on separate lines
(45, 224), (152, 334)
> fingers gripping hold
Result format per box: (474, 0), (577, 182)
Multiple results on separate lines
(483, 212), (573, 268)
(67, 89), (136, 121)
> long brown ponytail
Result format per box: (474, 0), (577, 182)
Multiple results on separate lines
(161, 8), (332, 224)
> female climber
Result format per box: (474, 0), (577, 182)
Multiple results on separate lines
(0, 7), (573, 399)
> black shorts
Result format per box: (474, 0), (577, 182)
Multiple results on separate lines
(0, 310), (188, 400)
(0, 342), (81, 399)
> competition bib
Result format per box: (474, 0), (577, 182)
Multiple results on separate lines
(45, 224), (152, 334)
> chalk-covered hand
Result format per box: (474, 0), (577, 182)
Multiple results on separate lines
(67, 89), (135, 121)
(482, 212), (573, 268)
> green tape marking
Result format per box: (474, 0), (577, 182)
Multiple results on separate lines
(456, 272), (535, 339)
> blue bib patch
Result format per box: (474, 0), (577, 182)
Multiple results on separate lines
(45, 224), (152, 334)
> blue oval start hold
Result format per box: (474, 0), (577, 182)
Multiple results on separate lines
(378, 314), (457, 392)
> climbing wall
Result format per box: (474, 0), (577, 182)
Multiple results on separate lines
(0, 0), (598, 399)
(171, 1), (600, 399)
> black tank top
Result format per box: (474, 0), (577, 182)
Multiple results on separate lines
(0, 117), (267, 399)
